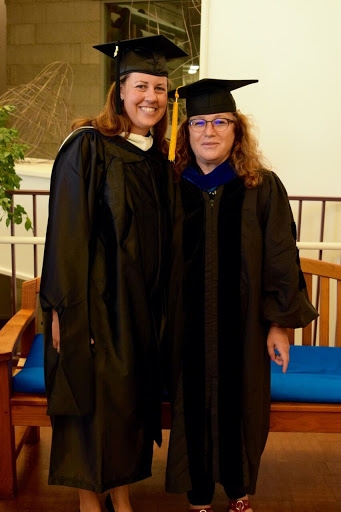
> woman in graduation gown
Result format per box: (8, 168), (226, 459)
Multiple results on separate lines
(40, 36), (186, 512)
(165, 79), (318, 512)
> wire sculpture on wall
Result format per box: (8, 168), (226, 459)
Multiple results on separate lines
(0, 61), (73, 159)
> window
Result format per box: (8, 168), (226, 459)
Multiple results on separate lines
(103, 0), (201, 95)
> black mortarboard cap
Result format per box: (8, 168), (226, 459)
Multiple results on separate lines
(93, 34), (187, 78)
(168, 78), (258, 117)
(93, 35), (187, 114)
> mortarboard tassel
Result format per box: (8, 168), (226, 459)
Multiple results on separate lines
(168, 87), (180, 162)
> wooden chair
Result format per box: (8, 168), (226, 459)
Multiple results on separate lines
(270, 257), (341, 432)
(0, 277), (49, 499)
(1, 258), (341, 499)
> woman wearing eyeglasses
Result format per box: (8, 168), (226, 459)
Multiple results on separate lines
(165, 79), (317, 512)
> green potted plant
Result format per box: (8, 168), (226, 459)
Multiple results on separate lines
(0, 105), (32, 230)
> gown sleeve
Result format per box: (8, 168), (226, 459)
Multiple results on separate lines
(40, 131), (102, 415)
(260, 171), (318, 328)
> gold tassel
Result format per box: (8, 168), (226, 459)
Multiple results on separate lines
(168, 87), (180, 162)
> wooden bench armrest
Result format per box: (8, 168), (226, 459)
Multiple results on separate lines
(0, 308), (35, 361)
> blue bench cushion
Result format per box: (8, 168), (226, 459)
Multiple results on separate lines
(12, 337), (341, 403)
(12, 333), (45, 393)
(271, 345), (341, 403)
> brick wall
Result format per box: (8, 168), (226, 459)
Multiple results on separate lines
(5, 0), (104, 157)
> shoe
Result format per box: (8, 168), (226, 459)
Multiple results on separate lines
(190, 509), (213, 512)
(228, 498), (252, 512)
(105, 493), (115, 512)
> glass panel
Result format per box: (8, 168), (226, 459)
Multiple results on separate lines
(104, 0), (201, 96)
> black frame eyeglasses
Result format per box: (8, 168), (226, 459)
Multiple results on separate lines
(188, 118), (235, 132)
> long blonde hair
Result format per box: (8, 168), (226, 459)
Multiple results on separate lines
(173, 111), (269, 188)
(72, 76), (169, 156)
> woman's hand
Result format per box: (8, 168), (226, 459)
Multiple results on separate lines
(267, 324), (290, 373)
(51, 310), (94, 353)
(52, 309), (60, 353)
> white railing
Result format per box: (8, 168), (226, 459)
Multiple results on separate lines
(1, 237), (341, 250)
(0, 236), (46, 244)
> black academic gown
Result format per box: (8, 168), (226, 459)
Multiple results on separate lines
(40, 129), (173, 492)
(165, 170), (318, 497)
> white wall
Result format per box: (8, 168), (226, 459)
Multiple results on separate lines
(200, 0), (341, 197)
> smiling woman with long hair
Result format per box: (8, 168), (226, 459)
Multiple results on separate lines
(40, 35), (186, 512)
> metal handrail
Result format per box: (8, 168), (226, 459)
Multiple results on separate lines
(1, 192), (341, 316)
(289, 196), (341, 260)
(288, 196), (341, 343)
(2, 190), (49, 315)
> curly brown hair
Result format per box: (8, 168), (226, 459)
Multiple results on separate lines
(173, 111), (270, 188)
(71, 76), (170, 157)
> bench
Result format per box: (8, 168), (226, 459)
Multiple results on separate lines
(0, 257), (341, 498)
